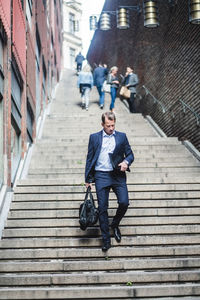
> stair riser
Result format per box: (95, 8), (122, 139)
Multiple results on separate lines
(0, 245), (199, 260)
(12, 191), (200, 201)
(0, 258), (200, 273)
(0, 271), (200, 286)
(0, 284), (200, 299)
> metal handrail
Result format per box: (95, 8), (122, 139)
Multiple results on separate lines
(141, 85), (167, 113)
(140, 85), (200, 126)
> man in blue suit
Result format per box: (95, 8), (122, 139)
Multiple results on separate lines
(93, 63), (108, 109)
(85, 112), (134, 251)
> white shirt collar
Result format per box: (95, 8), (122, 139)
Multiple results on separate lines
(103, 130), (116, 137)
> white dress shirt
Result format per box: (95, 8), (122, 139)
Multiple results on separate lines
(95, 130), (116, 171)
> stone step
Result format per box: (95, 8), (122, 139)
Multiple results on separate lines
(30, 154), (195, 162)
(9, 198), (200, 210)
(37, 137), (180, 144)
(0, 257), (199, 273)
(35, 136), (180, 145)
(8, 207), (200, 219)
(28, 169), (200, 178)
(24, 173), (200, 183)
(45, 113), (147, 119)
(15, 176), (200, 187)
(0, 244), (199, 259)
(0, 270), (200, 287)
(27, 167), (200, 176)
(28, 161), (200, 169)
(42, 132), (157, 139)
(32, 146), (189, 153)
(5, 215), (200, 228)
(3, 225), (200, 239)
(9, 198), (200, 208)
(31, 149), (193, 157)
(12, 190), (200, 201)
(0, 284), (199, 299)
(13, 183), (200, 193)
(42, 126), (155, 132)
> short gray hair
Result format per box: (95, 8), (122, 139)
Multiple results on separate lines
(102, 112), (116, 124)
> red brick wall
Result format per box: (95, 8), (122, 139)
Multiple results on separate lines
(0, 0), (63, 187)
(87, 0), (200, 151)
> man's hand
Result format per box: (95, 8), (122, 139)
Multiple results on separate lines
(118, 161), (128, 172)
(85, 183), (92, 189)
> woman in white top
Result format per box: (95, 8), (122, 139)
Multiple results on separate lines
(77, 64), (94, 110)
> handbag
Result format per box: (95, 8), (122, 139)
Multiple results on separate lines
(102, 80), (111, 93)
(79, 186), (99, 230)
(119, 86), (131, 98)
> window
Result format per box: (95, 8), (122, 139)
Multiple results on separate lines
(11, 68), (21, 113)
(27, 100), (34, 143)
(26, 0), (33, 28)
(43, 0), (46, 9)
(69, 13), (75, 34)
(0, 97), (3, 188)
(0, 36), (4, 187)
(42, 59), (46, 111)
(11, 63), (22, 184)
(0, 37), (3, 71)
(20, 0), (24, 9)
(69, 47), (75, 69)
(11, 119), (21, 184)
(0, 37), (4, 100)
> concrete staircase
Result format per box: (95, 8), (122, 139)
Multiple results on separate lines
(0, 69), (200, 299)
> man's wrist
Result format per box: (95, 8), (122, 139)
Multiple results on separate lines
(123, 160), (129, 166)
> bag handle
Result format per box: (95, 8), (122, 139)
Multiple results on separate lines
(84, 186), (96, 205)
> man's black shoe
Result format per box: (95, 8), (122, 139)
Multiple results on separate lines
(113, 227), (121, 243)
(102, 241), (111, 252)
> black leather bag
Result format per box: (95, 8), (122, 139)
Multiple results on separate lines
(79, 186), (99, 231)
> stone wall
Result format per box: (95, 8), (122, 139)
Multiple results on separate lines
(87, 0), (200, 150)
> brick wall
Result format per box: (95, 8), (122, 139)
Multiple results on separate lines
(87, 0), (200, 151)
(0, 0), (63, 188)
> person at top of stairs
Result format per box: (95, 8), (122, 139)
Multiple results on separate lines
(85, 111), (134, 252)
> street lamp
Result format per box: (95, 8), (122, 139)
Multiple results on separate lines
(100, 12), (111, 30)
(117, 8), (130, 29)
(189, 0), (200, 24)
(143, 0), (159, 28)
(89, 1), (200, 31)
(89, 5), (141, 31)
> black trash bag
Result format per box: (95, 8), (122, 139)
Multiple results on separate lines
(79, 186), (99, 231)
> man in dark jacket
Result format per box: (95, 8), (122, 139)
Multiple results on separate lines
(85, 112), (134, 252)
(75, 52), (85, 71)
(93, 63), (108, 109)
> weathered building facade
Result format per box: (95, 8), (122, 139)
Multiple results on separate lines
(62, 0), (82, 69)
(0, 0), (63, 195)
(87, 0), (200, 151)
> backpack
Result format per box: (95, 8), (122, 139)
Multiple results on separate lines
(79, 186), (99, 231)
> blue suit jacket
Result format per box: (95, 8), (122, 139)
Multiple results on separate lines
(85, 130), (134, 183)
(93, 67), (108, 87)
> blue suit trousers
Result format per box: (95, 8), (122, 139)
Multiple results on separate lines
(94, 170), (129, 242)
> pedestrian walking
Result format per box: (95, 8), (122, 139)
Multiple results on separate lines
(75, 52), (85, 72)
(85, 112), (134, 252)
(77, 64), (93, 111)
(93, 63), (108, 109)
(122, 67), (139, 113)
(107, 66), (120, 112)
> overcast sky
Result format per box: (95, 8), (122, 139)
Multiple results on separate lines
(81, 0), (105, 56)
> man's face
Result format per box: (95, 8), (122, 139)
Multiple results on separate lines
(102, 117), (115, 135)
(127, 67), (133, 73)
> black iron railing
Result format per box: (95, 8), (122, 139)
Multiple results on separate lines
(140, 85), (200, 126)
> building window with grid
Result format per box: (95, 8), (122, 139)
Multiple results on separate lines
(69, 13), (75, 34)
(69, 47), (75, 69)
(26, 0), (33, 28)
